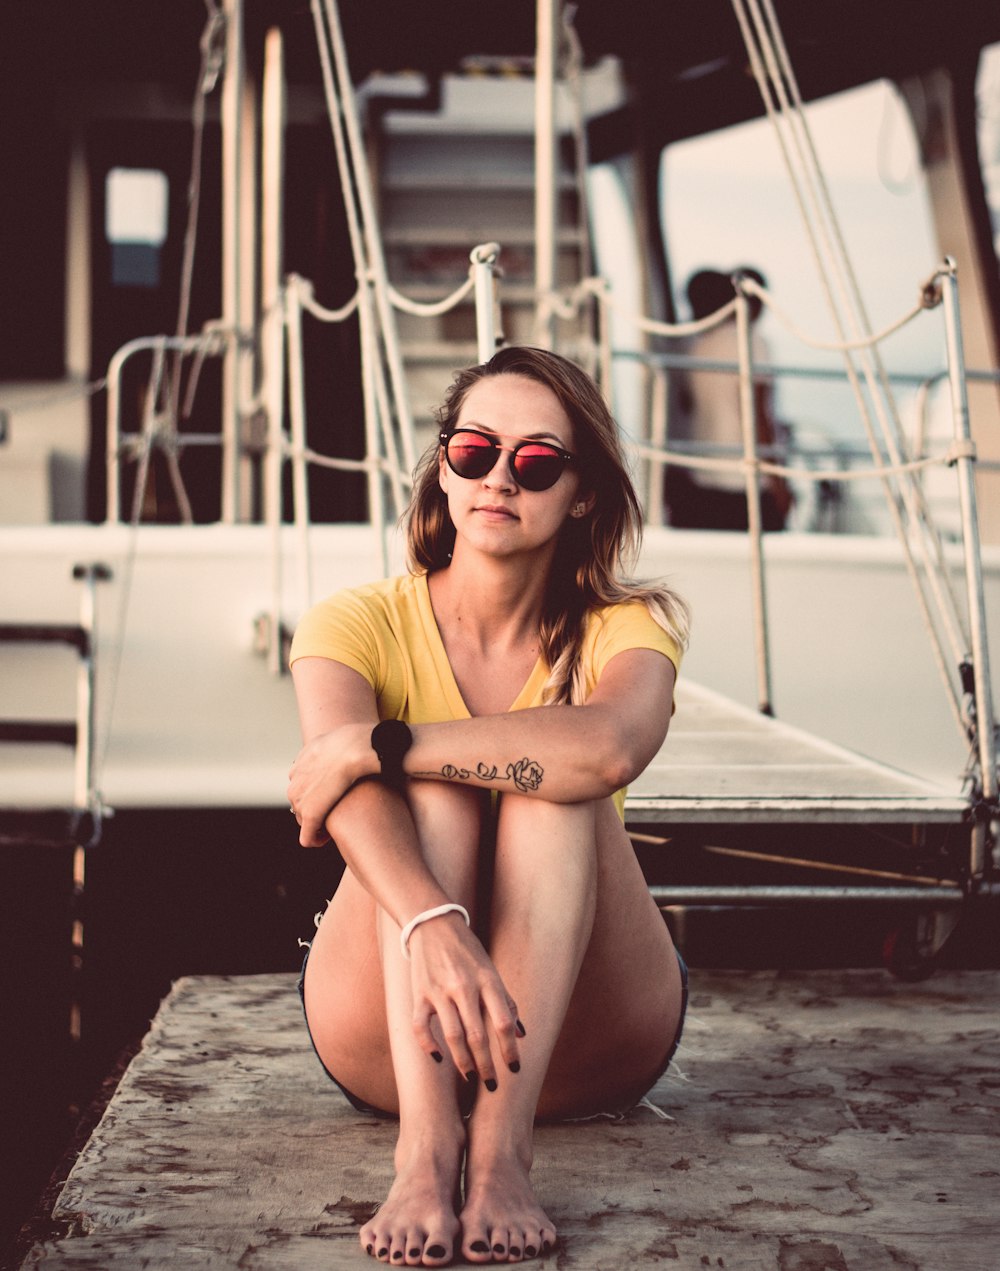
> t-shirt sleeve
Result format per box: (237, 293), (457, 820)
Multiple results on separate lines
(589, 602), (682, 685)
(287, 587), (386, 692)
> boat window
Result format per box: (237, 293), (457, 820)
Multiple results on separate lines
(977, 42), (1000, 262)
(105, 168), (169, 288)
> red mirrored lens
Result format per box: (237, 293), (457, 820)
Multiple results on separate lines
(447, 432), (497, 479)
(512, 446), (565, 490)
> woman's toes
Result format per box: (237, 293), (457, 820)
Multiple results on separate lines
(360, 1227), (385, 1260)
(465, 1235), (492, 1263)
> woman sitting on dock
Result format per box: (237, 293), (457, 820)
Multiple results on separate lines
(287, 346), (690, 1267)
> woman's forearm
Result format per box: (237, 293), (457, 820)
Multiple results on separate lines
(289, 650), (673, 842)
(322, 779), (452, 927)
(406, 705), (631, 803)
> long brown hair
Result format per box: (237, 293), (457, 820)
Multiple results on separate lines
(406, 346), (689, 704)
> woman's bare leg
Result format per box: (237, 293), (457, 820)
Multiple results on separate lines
(460, 795), (683, 1264)
(302, 781), (486, 1267)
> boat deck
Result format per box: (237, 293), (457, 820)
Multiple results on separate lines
(19, 968), (999, 1269)
(626, 680), (969, 824)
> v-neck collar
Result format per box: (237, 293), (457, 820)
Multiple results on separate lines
(416, 572), (548, 717)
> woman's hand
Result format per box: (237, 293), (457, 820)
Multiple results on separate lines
(407, 911), (523, 1087)
(287, 722), (372, 847)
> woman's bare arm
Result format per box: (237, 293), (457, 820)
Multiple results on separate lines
(289, 662), (451, 922)
(287, 660), (521, 1079)
(289, 647), (675, 848)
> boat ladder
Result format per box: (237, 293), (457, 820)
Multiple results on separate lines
(0, 562), (110, 1047)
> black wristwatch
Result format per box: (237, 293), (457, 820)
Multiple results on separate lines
(370, 719), (413, 791)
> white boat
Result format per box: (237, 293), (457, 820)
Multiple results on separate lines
(2, 0), (1000, 1243)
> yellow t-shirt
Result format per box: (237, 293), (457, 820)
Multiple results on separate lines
(289, 572), (680, 819)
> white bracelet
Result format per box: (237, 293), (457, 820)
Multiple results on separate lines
(400, 903), (471, 961)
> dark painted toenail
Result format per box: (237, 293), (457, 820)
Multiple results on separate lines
(465, 1071), (476, 1083)
(511, 1247), (521, 1257)
(485, 1077), (498, 1092)
(366, 1244), (373, 1255)
(392, 1253), (403, 1262)
(426, 1245), (447, 1259)
(430, 1050), (443, 1063)
(525, 1246), (537, 1257)
(493, 1244), (506, 1254)
(509, 1060), (520, 1073)
(542, 1240), (552, 1253)
(378, 1248), (388, 1258)
(516, 1018), (527, 1037)
(408, 1249), (420, 1259)
(471, 1240), (490, 1253)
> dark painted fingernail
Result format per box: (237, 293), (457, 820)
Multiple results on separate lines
(509, 1060), (521, 1074)
(426, 1245), (447, 1259)
(492, 1243), (506, 1255)
(525, 1245), (537, 1257)
(485, 1077), (498, 1092)
(471, 1240), (490, 1253)
(516, 1018), (527, 1037)
(465, 1070), (476, 1083)
(430, 1050), (443, 1063)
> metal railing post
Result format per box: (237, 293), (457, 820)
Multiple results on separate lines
(284, 279), (313, 610)
(262, 27), (287, 672)
(221, 0), (246, 523)
(735, 278), (774, 716)
(471, 243), (500, 363)
(940, 259), (998, 878)
(534, 0), (559, 350)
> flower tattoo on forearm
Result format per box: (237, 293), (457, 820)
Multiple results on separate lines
(416, 757), (544, 793)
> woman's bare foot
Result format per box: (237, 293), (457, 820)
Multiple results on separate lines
(460, 1130), (557, 1264)
(360, 1125), (464, 1266)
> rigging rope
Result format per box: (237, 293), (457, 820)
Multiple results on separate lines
(730, 0), (973, 707)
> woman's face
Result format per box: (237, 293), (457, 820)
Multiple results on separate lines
(438, 374), (592, 564)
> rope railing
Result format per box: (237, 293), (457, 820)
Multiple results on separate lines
(626, 437), (974, 486)
(541, 260), (994, 803)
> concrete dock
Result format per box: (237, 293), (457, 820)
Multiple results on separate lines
(18, 967), (1000, 1269)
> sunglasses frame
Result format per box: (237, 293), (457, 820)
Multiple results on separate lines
(439, 427), (576, 492)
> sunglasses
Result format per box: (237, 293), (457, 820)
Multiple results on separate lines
(440, 428), (576, 492)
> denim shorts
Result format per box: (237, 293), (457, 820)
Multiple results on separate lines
(297, 943), (689, 1120)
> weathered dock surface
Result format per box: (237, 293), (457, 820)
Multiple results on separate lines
(19, 968), (1000, 1269)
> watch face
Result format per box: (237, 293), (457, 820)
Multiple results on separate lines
(372, 721), (413, 789)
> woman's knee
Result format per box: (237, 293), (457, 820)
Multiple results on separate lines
(497, 792), (597, 842)
(406, 777), (487, 836)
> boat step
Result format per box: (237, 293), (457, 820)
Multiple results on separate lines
(0, 806), (96, 849)
(0, 622), (88, 653)
(0, 720), (77, 745)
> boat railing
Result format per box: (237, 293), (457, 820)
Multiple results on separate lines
(100, 248), (997, 873)
(545, 261), (997, 867)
